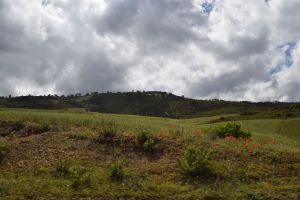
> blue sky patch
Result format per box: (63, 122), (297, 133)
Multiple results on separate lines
(42, 0), (50, 7)
(201, 0), (215, 16)
(270, 41), (297, 75)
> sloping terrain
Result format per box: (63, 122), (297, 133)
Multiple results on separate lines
(0, 109), (299, 199)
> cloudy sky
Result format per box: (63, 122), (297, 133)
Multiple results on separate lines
(0, 0), (299, 101)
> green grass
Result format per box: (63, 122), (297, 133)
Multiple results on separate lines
(1, 108), (299, 146)
(0, 108), (299, 199)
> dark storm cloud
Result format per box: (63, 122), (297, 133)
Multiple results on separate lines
(211, 31), (269, 61)
(0, 2), (23, 53)
(55, 50), (129, 94)
(96, 0), (207, 54)
(187, 57), (271, 98)
(0, 0), (129, 95)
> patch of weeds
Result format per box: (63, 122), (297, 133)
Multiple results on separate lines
(72, 173), (92, 190)
(33, 165), (48, 176)
(178, 146), (214, 179)
(211, 123), (251, 139)
(53, 160), (71, 178)
(0, 120), (25, 137)
(12, 121), (25, 131)
(169, 126), (185, 138)
(136, 127), (157, 153)
(0, 185), (9, 196)
(70, 166), (88, 177)
(71, 132), (89, 140)
(125, 175), (144, 191)
(244, 192), (272, 200)
(10, 131), (16, 138)
(98, 118), (115, 127)
(269, 152), (283, 164)
(70, 130), (92, 140)
(235, 165), (249, 182)
(109, 160), (125, 182)
(25, 122), (50, 135)
(38, 123), (50, 133)
(203, 192), (226, 200)
(0, 141), (8, 162)
(252, 149), (284, 164)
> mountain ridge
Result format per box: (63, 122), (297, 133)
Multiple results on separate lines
(1, 91), (300, 119)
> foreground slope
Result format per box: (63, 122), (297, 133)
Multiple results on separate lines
(0, 108), (299, 199)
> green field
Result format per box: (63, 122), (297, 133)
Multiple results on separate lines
(0, 108), (299, 199)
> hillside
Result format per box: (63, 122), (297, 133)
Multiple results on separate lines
(1, 91), (300, 119)
(0, 108), (299, 199)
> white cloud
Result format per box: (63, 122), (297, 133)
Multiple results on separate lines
(0, 0), (299, 101)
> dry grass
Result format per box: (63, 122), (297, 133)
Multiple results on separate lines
(0, 109), (299, 199)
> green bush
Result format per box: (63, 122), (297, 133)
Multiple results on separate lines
(109, 160), (124, 182)
(213, 123), (251, 138)
(136, 127), (157, 152)
(136, 128), (153, 145)
(0, 142), (8, 162)
(178, 146), (213, 178)
(98, 125), (117, 140)
(142, 138), (156, 153)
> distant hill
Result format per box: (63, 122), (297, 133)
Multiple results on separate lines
(1, 91), (300, 119)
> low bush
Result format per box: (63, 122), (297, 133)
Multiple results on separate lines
(136, 127), (157, 152)
(0, 142), (8, 162)
(213, 123), (251, 138)
(109, 160), (124, 182)
(178, 146), (213, 179)
(142, 138), (156, 153)
(97, 125), (117, 142)
(136, 128), (153, 145)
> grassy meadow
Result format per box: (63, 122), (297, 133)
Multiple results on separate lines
(0, 108), (299, 199)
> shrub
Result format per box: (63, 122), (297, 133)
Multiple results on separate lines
(109, 160), (124, 182)
(213, 123), (251, 138)
(53, 160), (71, 178)
(142, 138), (156, 153)
(136, 128), (153, 145)
(136, 127), (157, 152)
(178, 146), (213, 178)
(98, 125), (117, 141)
(0, 142), (8, 162)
